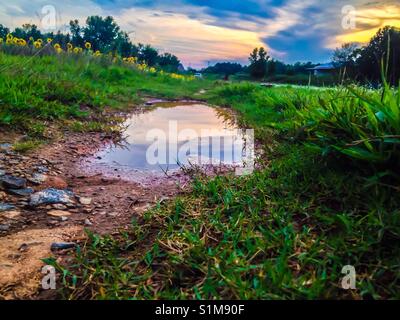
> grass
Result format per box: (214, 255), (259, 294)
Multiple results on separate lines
(0, 52), (210, 140)
(42, 81), (400, 300)
(2, 50), (399, 300)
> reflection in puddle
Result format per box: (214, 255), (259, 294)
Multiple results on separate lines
(88, 102), (249, 178)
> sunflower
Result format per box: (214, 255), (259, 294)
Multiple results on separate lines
(67, 43), (73, 50)
(37, 39), (43, 44)
(47, 38), (53, 43)
(33, 41), (42, 49)
(85, 42), (91, 49)
(53, 43), (61, 50)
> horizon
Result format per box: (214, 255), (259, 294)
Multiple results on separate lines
(1, 1), (399, 68)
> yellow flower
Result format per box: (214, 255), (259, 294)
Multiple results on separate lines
(55, 47), (63, 54)
(37, 39), (43, 44)
(67, 43), (73, 49)
(6, 34), (13, 40)
(85, 42), (91, 49)
(94, 50), (101, 57)
(53, 43), (61, 50)
(33, 41), (42, 49)
(73, 47), (80, 54)
(47, 38), (52, 43)
(18, 39), (27, 46)
(29, 37), (34, 42)
(0, 38), (3, 44)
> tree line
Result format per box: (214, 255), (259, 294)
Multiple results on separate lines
(0, 16), (182, 72)
(202, 25), (400, 85)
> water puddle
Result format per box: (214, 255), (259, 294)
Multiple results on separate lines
(82, 102), (251, 182)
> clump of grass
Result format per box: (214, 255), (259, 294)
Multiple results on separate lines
(12, 139), (42, 153)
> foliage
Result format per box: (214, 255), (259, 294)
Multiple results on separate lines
(0, 52), (205, 138)
(51, 82), (400, 300)
(249, 47), (270, 79)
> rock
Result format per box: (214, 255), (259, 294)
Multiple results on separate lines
(84, 219), (92, 226)
(35, 166), (49, 173)
(47, 210), (72, 218)
(2, 210), (21, 220)
(51, 242), (76, 250)
(0, 191), (7, 200)
(42, 176), (68, 189)
(0, 143), (12, 151)
(7, 188), (34, 197)
(28, 173), (47, 185)
(29, 188), (75, 207)
(0, 175), (27, 189)
(0, 224), (10, 231)
(79, 197), (92, 205)
(52, 203), (67, 210)
(0, 169), (6, 176)
(0, 203), (16, 212)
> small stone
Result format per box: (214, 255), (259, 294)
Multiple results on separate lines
(0, 175), (27, 189)
(0, 169), (6, 176)
(51, 242), (76, 250)
(2, 210), (21, 220)
(61, 216), (69, 222)
(79, 197), (92, 205)
(0, 191), (7, 201)
(29, 188), (74, 206)
(0, 203), (16, 212)
(7, 188), (34, 197)
(0, 224), (10, 231)
(28, 173), (47, 185)
(43, 176), (68, 189)
(47, 210), (72, 218)
(84, 219), (92, 226)
(52, 203), (67, 210)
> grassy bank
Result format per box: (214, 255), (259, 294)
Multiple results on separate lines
(44, 81), (400, 299)
(0, 52), (208, 146)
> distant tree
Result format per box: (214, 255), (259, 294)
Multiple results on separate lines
(115, 32), (138, 57)
(203, 62), (243, 77)
(69, 19), (85, 47)
(12, 24), (41, 40)
(158, 53), (181, 72)
(83, 16), (121, 52)
(356, 26), (400, 84)
(0, 24), (10, 39)
(249, 47), (270, 79)
(332, 43), (359, 68)
(138, 44), (159, 66)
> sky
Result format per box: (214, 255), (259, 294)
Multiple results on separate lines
(0, 0), (399, 68)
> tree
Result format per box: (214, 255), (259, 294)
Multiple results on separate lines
(83, 16), (121, 52)
(12, 24), (41, 40)
(0, 24), (10, 39)
(69, 19), (84, 47)
(203, 62), (243, 77)
(356, 26), (400, 84)
(332, 43), (359, 68)
(249, 47), (270, 79)
(158, 53), (181, 72)
(138, 44), (159, 66)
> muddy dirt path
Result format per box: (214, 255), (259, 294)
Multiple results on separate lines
(0, 116), (190, 300)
